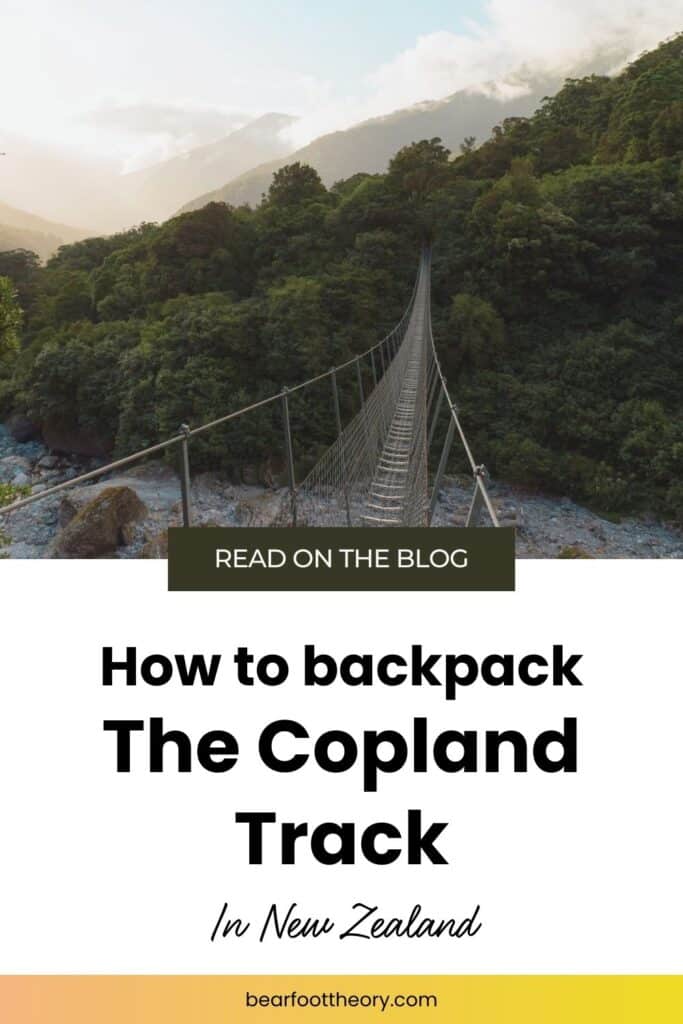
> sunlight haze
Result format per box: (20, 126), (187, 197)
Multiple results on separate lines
(1, 0), (682, 230)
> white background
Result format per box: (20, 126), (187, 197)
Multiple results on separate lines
(0, 561), (680, 974)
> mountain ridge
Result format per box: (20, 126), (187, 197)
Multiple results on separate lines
(121, 113), (299, 222)
(179, 83), (553, 212)
(0, 201), (87, 261)
(1, 35), (682, 526)
(177, 46), (639, 215)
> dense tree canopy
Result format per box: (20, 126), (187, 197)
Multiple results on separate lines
(0, 276), (22, 415)
(0, 35), (681, 521)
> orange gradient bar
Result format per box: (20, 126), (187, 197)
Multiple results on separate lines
(1, 976), (682, 1023)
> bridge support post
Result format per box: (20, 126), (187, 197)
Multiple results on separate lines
(429, 417), (456, 524)
(370, 349), (378, 389)
(281, 387), (297, 528)
(331, 369), (352, 528)
(178, 423), (192, 528)
(426, 366), (440, 435)
(355, 355), (366, 411)
(387, 335), (400, 403)
(356, 355), (373, 465)
(466, 472), (487, 528)
(427, 388), (445, 451)
(371, 347), (387, 439)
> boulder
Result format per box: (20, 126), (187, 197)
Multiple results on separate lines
(56, 465), (184, 529)
(7, 414), (41, 444)
(52, 486), (147, 558)
(42, 416), (111, 458)
(58, 492), (84, 528)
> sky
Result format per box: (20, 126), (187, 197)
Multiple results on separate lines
(2, 0), (683, 171)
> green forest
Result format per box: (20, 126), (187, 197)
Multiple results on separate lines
(1, 35), (682, 522)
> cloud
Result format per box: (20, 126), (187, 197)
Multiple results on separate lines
(77, 102), (251, 171)
(7, 0), (683, 174)
(82, 102), (248, 138)
(283, 0), (683, 148)
(369, 0), (683, 105)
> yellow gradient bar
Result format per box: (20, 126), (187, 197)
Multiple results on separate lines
(0, 976), (681, 1022)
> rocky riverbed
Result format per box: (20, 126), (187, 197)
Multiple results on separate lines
(432, 476), (683, 558)
(1, 425), (681, 558)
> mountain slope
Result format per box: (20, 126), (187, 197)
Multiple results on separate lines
(0, 134), (131, 233)
(0, 201), (86, 261)
(179, 79), (565, 212)
(2, 36), (681, 525)
(122, 113), (298, 222)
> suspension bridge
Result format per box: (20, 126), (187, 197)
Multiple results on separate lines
(0, 250), (499, 533)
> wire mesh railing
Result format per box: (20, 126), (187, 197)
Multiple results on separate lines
(0, 250), (499, 541)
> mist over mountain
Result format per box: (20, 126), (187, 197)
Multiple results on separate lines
(0, 134), (130, 235)
(81, 104), (251, 172)
(0, 114), (298, 233)
(0, 201), (86, 262)
(178, 65), (610, 213)
(0, 28), (674, 234)
(120, 114), (298, 223)
(2, 32), (682, 526)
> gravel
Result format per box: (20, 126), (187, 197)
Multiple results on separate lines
(1, 425), (681, 559)
(433, 475), (683, 559)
